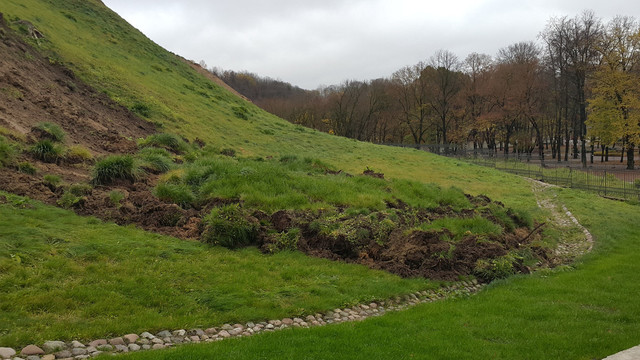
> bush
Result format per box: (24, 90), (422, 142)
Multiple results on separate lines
(31, 140), (63, 163)
(17, 161), (37, 175)
(154, 183), (195, 207)
(34, 122), (65, 142)
(138, 133), (189, 154)
(202, 204), (258, 249)
(92, 155), (142, 185)
(65, 145), (93, 163)
(0, 136), (15, 166)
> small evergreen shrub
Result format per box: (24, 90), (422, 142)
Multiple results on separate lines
(31, 140), (63, 163)
(34, 122), (65, 142)
(202, 204), (258, 249)
(92, 155), (142, 185)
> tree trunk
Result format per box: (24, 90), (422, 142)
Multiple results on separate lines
(627, 144), (635, 170)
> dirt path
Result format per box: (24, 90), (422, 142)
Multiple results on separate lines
(528, 179), (593, 264)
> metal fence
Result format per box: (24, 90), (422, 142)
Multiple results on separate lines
(464, 157), (640, 201)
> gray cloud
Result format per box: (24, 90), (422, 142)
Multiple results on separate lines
(102, 0), (640, 89)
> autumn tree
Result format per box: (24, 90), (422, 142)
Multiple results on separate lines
(588, 16), (640, 169)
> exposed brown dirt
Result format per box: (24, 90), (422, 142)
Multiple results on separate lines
(0, 16), (154, 156)
(0, 17), (550, 283)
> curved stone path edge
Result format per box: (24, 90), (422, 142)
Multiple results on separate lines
(0, 180), (601, 360)
(0, 281), (485, 360)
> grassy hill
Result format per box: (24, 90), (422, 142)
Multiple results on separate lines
(1, 1), (639, 359)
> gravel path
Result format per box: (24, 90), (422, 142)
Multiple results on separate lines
(528, 179), (593, 263)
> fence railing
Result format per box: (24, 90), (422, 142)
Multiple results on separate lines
(463, 156), (640, 201)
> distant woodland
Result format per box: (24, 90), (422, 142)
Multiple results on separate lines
(207, 12), (640, 169)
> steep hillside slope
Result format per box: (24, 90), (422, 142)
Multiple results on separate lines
(1, 0), (539, 209)
(0, 13), (153, 155)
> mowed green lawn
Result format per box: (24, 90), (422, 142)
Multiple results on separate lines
(117, 188), (640, 360)
(0, 191), (434, 347)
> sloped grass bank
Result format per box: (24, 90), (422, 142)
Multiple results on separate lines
(117, 189), (640, 360)
(0, 192), (433, 348)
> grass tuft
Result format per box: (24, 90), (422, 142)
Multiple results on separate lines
(92, 155), (142, 185)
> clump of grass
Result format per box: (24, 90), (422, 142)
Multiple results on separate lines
(138, 133), (190, 154)
(57, 191), (82, 209)
(153, 183), (195, 208)
(108, 190), (125, 208)
(0, 136), (15, 167)
(68, 183), (92, 196)
(264, 228), (301, 253)
(65, 145), (93, 163)
(34, 122), (66, 142)
(30, 140), (63, 163)
(17, 161), (37, 175)
(137, 147), (173, 173)
(43, 174), (62, 190)
(417, 216), (503, 240)
(202, 204), (258, 249)
(92, 155), (142, 185)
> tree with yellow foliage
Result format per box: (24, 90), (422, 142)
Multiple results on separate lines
(587, 16), (640, 169)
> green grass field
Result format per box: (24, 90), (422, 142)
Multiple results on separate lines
(116, 188), (640, 360)
(2, 1), (640, 359)
(0, 191), (434, 347)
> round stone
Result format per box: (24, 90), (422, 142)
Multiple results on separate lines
(21, 345), (45, 356)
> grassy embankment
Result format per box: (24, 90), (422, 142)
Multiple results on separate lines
(118, 188), (640, 360)
(5, 2), (635, 358)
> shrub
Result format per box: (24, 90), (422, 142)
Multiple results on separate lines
(0, 136), (15, 166)
(138, 133), (189, 154)
(17, 161), (37, 175)
(202, 204), (258, 249)
(92, 155), (142, 185)
(154, 183), (195, 207)
(65, 145), (93, 163)
(30, 140), (63, 163)
(109, 190), (125, 208)
(34, 122), (65, 142)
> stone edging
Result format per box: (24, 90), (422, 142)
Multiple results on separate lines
(0, 280), (484, 360)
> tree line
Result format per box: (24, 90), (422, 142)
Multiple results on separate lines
(209, 12), (640, 169)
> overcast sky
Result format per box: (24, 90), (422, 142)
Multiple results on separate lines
(102, 0), (639, 89)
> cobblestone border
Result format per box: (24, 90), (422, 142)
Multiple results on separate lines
(0, 280), (484, 360)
